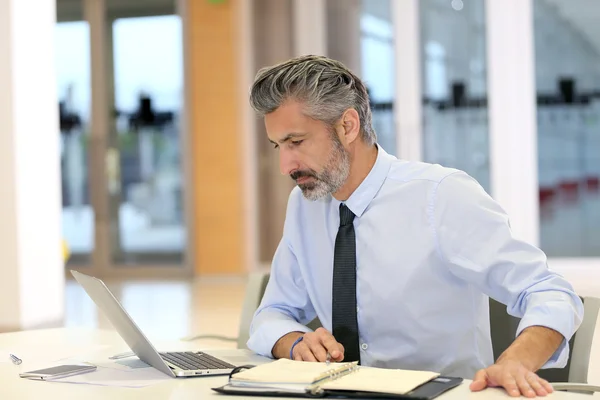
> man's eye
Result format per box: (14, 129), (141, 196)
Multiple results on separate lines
(290, 140), (303, 146)
(272, 144), (279, 149)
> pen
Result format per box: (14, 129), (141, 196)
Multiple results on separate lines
(325, 352), (331, 366)
(9, 354), (22, 365)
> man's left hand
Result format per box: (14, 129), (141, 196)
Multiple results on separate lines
(469, 359), (554, 397)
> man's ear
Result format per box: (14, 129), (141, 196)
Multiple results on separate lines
(340, 108), (361, 145)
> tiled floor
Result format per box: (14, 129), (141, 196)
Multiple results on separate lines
(64, 275), (600, 384)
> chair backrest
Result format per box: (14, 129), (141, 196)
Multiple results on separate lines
(490, 296), (600, 383)
(236, 270), (321, 349)
(237, 270), (271, 349)
(568, 296), (600, 383)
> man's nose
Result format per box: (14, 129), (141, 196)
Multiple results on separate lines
(279, 148), (299, 176)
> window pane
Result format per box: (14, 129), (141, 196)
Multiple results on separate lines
(534, 0), (600, 257)
(361, 0), (396, 155)
(112, 15), (186, 264)
(419, 0), (490, 192)
(56, 21), (93, 263)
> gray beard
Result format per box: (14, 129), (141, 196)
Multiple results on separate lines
(298, 140), (350, 201)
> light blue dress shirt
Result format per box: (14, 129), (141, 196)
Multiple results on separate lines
(247, 145), (584, 379)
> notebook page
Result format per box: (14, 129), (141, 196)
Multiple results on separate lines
(321, 367), (439, 395)
(228, 381), (309, 393)
(230, 359), (351, 384)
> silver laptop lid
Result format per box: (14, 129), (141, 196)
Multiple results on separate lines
(70, 270), (175, 378)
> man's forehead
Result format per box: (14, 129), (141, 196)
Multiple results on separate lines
(268, 132), (308, 145)
(265, 102), (306, 126)
(265, 105), (312, 140)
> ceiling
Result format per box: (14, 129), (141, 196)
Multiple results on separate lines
(57, 0), (392, 22)
(56, 0), (175, 22)
(56, 0), (600, 63)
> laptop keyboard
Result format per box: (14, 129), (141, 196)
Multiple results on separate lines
(159, 351), (236, 371)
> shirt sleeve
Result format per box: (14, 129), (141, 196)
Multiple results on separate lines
(431, 171), (584, 369)
(246, 190), (317, 358)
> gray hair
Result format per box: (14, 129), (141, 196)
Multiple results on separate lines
(249, 55), (376, 146)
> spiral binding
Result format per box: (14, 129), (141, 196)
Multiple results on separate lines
(307, 361), (360, 395)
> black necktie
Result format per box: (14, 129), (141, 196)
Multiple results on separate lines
(332, 204), (361, 363)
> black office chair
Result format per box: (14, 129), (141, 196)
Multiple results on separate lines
(489, 296), (600, 393)
(185, 271), (600, 393)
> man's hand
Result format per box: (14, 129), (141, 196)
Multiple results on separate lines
(469, 325), (563, 397)
(292, 328), (345, 362)
(272, 328), (344, 362)
(470, 359), (553, 398)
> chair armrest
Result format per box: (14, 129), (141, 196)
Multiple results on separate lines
(552, 382), (600, 394)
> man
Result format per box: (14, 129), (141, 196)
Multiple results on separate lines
(246, 55), (583, 398)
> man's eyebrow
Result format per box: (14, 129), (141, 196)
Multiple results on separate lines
(269, 132), (307, 145)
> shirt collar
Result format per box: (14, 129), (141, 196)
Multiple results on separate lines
(331, 144), (393, 218)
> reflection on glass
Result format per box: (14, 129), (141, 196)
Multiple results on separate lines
(112, 15), (186, 264)
(534, 0), (600, 257)
(361, 0), (396, 155)
(56, 21), (93, 263)
(419, 0), (490, 191)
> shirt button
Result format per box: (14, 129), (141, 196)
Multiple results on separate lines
(361, 343), (368, 350)
(356, 306), (359, 312)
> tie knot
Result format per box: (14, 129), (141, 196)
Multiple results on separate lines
(339, 204), (355, 226)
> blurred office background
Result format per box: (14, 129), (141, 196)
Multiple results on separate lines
(1, 0), (599, 351)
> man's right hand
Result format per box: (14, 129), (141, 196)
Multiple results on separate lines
(272, 328), (345, 362)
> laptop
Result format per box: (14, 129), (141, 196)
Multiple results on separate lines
(71, 270), (267, 378)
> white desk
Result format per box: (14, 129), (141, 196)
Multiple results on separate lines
(0, 328), (595, 399)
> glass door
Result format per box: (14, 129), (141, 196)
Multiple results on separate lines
(111, 15), (186, 266)
(57, 0), (191, 277)
(56, 20), (93, 266)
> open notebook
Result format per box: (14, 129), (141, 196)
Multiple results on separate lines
(212, 359), (463, 399)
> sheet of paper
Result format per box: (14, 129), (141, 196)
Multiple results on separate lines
(114, 358), (150, 369)
(52, 365), (171, 388)
(321, 367), (439, 395)
(93, 359), (151, 372)
(0, 344), (109, 365)
(56, 355), (151, 372)
(230, 358), (352, 384)
(227, 382), (308, 394)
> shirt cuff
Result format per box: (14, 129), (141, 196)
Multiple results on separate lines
(247, 317), (313, 358)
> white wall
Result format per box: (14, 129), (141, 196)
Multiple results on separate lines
(0, 0), (64, 330)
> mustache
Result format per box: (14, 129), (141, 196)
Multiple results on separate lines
(290, 170), (317, 181)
